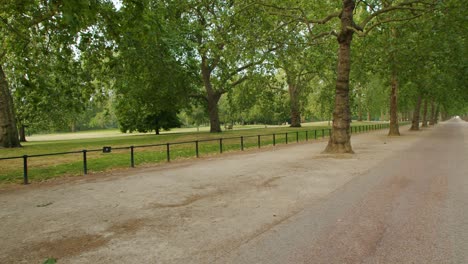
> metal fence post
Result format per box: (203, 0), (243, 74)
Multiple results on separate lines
(130, 146), (135, 168)
(241, 136), (244, 151)
(195, 141), (199, 158)
(306, 131), (308, 141)
(322, 129), (325, 139)
(257, 135), (261, 148)
(82, 150), (88, 175)
(166, 143), (170, 162)
(23, 155), (29, 185)
(314, 130), (317, 139)
(273, 134), (276, 146)
(285, 132), (288, 144)
(296, 131), (299, 143)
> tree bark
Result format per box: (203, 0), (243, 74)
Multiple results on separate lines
(70, 120), (76, 133)
(0, 64), (21, 148)
(435, 104), (440, 124)
(429, 100), (436, 125)
(201, 57), (222, 133)
(323, 0), (355, 154)
(388, 27), (400, 136)
(367, 111), (371, 121)
(19, 124), (27, 142)
(410, 95), (422, 131)
(421, 99), (428, 127)
(288, 82), (301, 127)
(206, 92), (222, 132)
(388, 71), (400, 135)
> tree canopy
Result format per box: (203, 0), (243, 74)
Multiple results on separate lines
(0, 0), (466, 151)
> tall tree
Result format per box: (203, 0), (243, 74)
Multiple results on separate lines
(176, 1), (280, 132)
(264, 0), (437, 152)
(0, 0), (103, 147)
(108, 0), (196, 134)
(409, 94), (422, 130)
(0, 64), (19, 147)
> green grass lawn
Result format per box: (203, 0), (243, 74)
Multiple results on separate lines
(0, 121), (388, 184)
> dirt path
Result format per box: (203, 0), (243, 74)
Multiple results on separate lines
(0, 121), (465, 263)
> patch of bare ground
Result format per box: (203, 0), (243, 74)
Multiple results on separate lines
(2, 218), (147, 263)
(150, 189), (228, 209)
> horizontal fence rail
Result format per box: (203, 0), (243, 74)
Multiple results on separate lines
(0, 123), (392, 185)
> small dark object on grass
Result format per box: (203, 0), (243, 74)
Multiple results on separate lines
(37, 202), (53, 207)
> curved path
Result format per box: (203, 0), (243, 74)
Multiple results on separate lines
(0, 119), (466, 263)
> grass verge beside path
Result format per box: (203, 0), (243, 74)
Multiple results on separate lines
(0, 122), (386, 184)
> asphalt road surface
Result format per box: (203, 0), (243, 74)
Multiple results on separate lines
(217, 119), (468, 264)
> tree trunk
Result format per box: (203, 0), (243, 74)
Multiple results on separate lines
(288, 82), (301, 127)
(421, 99), (428, 127)
(429, 100), (436, 125)
(323, 0), (355, 154)
(388, 72), (400, 135)
(19, 124), (27, 142)
(206, 92), (222, 133)
(367, 111), (371, 121)
(388, 28), (400, 136)
(0, 64), (21, 148)
(155, 127), (160, 135)
(70, 120), (76, 133)
(410, 95), (422, 131)
(201, 57), (222, 133)
(435, 104), (440, 124)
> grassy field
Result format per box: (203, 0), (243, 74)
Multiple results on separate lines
(0, 121), (387, 184)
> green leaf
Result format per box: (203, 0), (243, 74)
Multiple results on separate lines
(43, 258), (57, 264)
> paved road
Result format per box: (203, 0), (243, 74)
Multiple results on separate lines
(216, 119), (468, 264)
(1, 120), (466, 264)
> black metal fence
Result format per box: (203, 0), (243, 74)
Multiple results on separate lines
(0, 123), (390, 185)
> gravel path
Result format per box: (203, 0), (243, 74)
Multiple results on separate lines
(0, 120), (466, 263)
(217, 119), (468, 264)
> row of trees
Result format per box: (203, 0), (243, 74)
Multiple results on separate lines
(1, 0), (466, 153)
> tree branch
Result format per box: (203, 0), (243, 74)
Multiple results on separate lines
(355, 13), (425, 37)
(309, 30), (338, 42)
(304, 11), (341, 24)
(230, 76), (248, 87)
(359, 0), (435, 29)
(226, 45), (278, 80)
(258, 3), (340, 25)
(0, 16), (29, 40)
